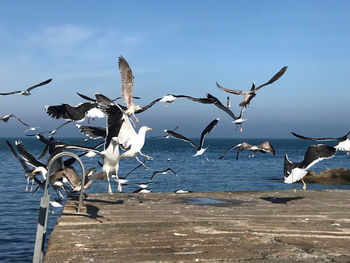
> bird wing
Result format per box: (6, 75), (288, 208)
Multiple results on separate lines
(258, 141), (275, 155)
(206, 93), (237, 120)
(50, 120), (72, 134)
(254, 66), (287, 91)
(95, 93), (124, 149)
(173, 94), (213, 104)
(236, 142), (252, 160)
(218, 144), (240, 159)
(302, 144), (336, 170)
(15, 141), (46, 168)
(291, 131), (348, 142)
(76, 92), (97, 102)
(120, 161), (145, 179)
(26, 78), (52, 92)
(198, 118), (219, 150)
(216, 82), (244, 95)
(0, 90), (22, 95)
(150, 168), (176, 181)
(78, 125), (107, 139)
(6, 140), (32, 173)
(46, 103), (94, 120)
(165, 130), (196, 148)
(118, 56), (135, 109)
(37, 144), (49, 160)
(135, 98), (162, 114)
(53, 142), (102, 155)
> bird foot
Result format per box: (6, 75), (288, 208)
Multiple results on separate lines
(118, 182), (122, 192)
(146, 156), (153, 160)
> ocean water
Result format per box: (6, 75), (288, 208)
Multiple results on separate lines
(1, 137), (350, 262)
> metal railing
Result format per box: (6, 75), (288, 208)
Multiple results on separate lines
(32, 152), (86, 263)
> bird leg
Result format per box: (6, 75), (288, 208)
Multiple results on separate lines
(133, 114), (139, 123)
(135, 156), (149, 170)
(302, 179), (307, 190)
(294, 185), (297, 193)
(30, 179), (34, 192)
(106, 175), (112, 194)
(139, 151), (153, 160)
(114, 173), (122, 192)
(25, 177), (29, 192)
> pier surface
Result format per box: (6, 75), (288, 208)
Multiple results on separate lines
(45, 190), (350, 262)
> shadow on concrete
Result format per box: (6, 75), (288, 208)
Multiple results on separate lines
(260, 196), (304, 204)
(84, 198), (124, 205)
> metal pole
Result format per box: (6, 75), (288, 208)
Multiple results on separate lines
(33, 152), (86, 263)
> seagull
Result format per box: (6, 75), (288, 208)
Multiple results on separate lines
(164, 118), (219, 156)
(216, 66), (287, 108)
(150, 168), (177, 181)
(1, 114), (38, 132)
(0, 78), (52, 96)
(160, 93), (244, 131)
(96, 93), (153, 169)
(219, 141), (275, 160)
(291, 131), (350, 152)
(118, 56), (162, 122)
(77, 91), (161, 117)
(284, 144), (336, 191)
(45, 101), (105, 123)
(25, 120), (72, 136)
(6, 140), (35, 191)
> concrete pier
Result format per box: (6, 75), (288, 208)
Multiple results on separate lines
(44, 190), (350, 262)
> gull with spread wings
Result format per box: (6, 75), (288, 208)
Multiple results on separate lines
(164, 118), (220, 157)
(216, 66), (287, 108)
(219, 141), (275, 160)
(0, 79), (52, 96)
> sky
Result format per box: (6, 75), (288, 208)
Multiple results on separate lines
(0, 0), (350, 138)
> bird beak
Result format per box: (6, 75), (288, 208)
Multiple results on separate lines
(148, 127), (152, 131)
(31, 168), (38, 175)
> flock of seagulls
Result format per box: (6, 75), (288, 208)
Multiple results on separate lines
(2, 55), (348, 201)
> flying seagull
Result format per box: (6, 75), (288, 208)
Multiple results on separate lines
(291, 131), (350, 152)
(0, 79), (52, 96)
(77, 91), (161, 117)
(219, 141), (275, 160)
(216, 66), (287, 108)
(25, 120), (72, 136)
(6, 140), (35, 191)
(1, 114), (38, 132)
(150, 168), (177, 181)
(118, 56), (162, 122)
(45, 101), (104, 123)
(95, 93), (153, 169)
(164, 118), (220, 156)
(160, 93), (245, 131)
(284, 144), (336, 191)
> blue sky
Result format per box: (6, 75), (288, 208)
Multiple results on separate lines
(0, 0), (349, 138)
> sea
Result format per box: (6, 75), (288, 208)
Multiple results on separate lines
(1, 137), (349, 262)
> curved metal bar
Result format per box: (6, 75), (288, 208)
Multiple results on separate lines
(46, 152), (86, 212)
(33, 152), (86, 263)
